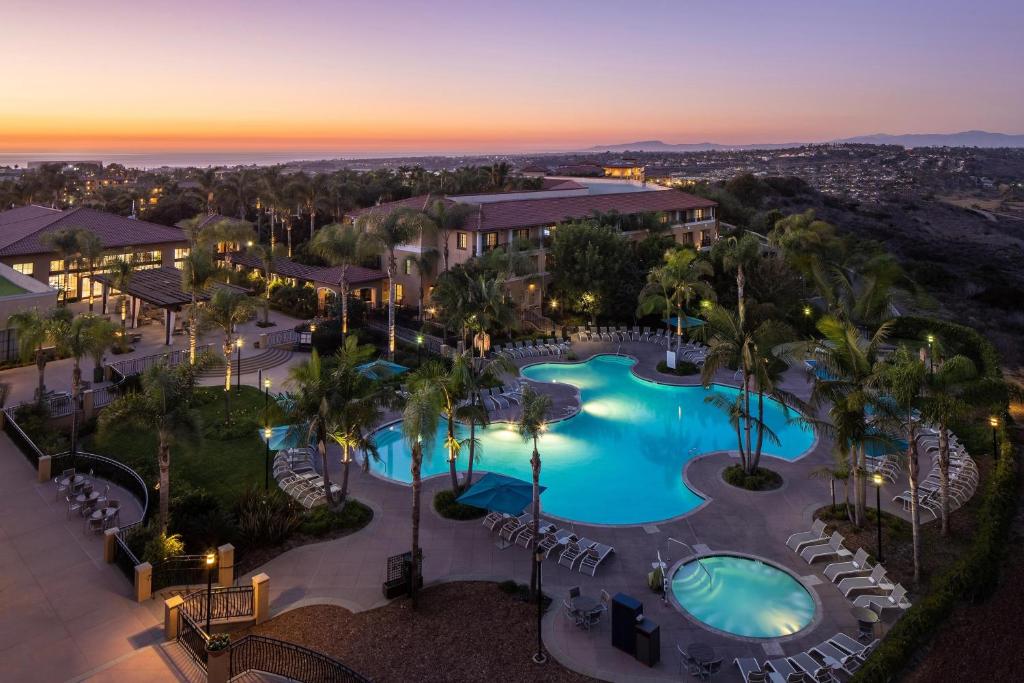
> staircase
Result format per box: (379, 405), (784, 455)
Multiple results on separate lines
(199, 347), (294, 378)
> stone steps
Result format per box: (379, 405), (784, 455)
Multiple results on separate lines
(199, 347), (294, 378)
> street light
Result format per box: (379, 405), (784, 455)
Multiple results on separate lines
(532, 547), (546, 665)
(803, 305), (813, 318)
(926, 334), (935, 375)
(263, 377), (271, 413)
(990, 416), (1000, 460)
(416, 334), (423, 362)
(235, 337), (244, 388)
(872, 473), (884, 562)
(205, 551), (217, 634)
(263, 426), (273, 490)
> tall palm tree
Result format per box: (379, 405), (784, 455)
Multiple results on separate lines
(287, 172), (327, 241)
(246, 242), (282, 326)
(402, 369), (444, 608)
(310, 223), (361, 336)
(466, 275), (516, 358)
(40, 228), (81, 301)
(451, 351), (517, 488)
(662, 248), (714, 350)
(637, 264), (674, 340)
(76, 230), (104, 312)
(84, 315), (118, 383)
(108, 257), (135, 345)
(422, 199), (474, 273)
(808, 316), (892, 527)
(280, 350), (338, 504)
(720, 233), (760, 328)
(201, 289), (256, 419)
(180, 246), (219, 363)
(56, 314), (104, 452)
(408, 251), (438, 321)
(356, 207), (419, 360)
(218, 169), (254, 219)
(99, 361), (204, 532)
(9, 307), (66, 400)
(518, 386), (552, 597)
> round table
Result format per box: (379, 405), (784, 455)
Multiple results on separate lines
(574, 596), (601, 614)
(61, 474), (86, 488)
(689, 643), (715, 666)
(91, 507), (117, 521)
(851, 606), (879, 640)
(76, 491), (100, 504)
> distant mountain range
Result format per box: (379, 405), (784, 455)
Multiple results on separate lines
(586, 131), (1024, 152)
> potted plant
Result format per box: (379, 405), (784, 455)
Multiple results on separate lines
(206, 633), (231, 682)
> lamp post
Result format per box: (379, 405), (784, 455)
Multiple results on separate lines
(872, 473), (884, 562)
(990, 416), (999, 460)
(205, 550), (217, 634)
(416, 334), (423, 363)
(926, 334), (935, 376)
(532, 547), (546, 664)
(235, 337), (243, 388)
(263, 426), (272, 490)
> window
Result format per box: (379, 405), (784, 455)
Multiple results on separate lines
(514, 228), (530, 242)
(12, 263), (32, 276)
(404, 258), (413, 275)
(174, 247), (190, 261)
(484, 232), (499, 249)
(50, 259), (64, 273)
(456, 232), (468, 250)
(395, 283), (404, 304)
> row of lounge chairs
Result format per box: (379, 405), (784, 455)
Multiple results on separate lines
(476, 382), (524, 411)
(572, 325), (709, 362)
(787, 521), (911, 616)
(482, 512), (616, 575)
(892, 430), (978, 519)
(734, 632), (879, 682)
(493, 338), (570, 358)
(273, 449), (339, 509)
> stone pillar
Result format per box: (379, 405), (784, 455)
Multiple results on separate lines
(258, 332), (268, 350)
(135, 562), (152, 602)
(217, 544), (234, 586)
(82, 390), (95, 420)
(207, 650), (230, 683)
(38, 455), (52, 483)
(103, 528), (118, 563)
(252, 573), (270, 625)
(163, 595), (184, 640)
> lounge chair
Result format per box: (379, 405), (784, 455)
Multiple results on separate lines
(765, 657), (802, 683)
(735, 658), (768, 682)
(538, 529), (574, 558)
(853, 583), (909, 614)
(639, 326), (651, 342)
(837, 564), (889, 597)
(482, 511), (506, 531)
(786, 519), (827, 551)
(499, 514), (532, 543)
(824, 548), (871, 582)
(789, 652), (836, 682)
(800, 531), (850, 564)
(515, 520), (554, 548)
(631, 325), (640, 341)
(578, 542), (615, 576)
(809, 640), (862, 675)
(558, 538), (596, 569)
(829, 634), (879, 660)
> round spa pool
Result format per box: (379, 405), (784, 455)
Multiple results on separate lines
(670, 555), (815, 638)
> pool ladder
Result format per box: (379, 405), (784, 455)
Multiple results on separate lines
(661, 538), (714, 603)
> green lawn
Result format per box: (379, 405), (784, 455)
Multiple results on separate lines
(86, 385), (272, 500)
(0, 274), (28, 296)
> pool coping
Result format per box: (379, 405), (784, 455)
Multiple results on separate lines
(664, 551), (826, 644)
(362, 351), (820, 529)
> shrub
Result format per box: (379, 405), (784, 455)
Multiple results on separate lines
(142, 528), (186, 564)
(269, 283), (317, 319)
(298, 500), (373, 537)
(888, 316), (1001, 378)
(233, 487), (302, 550)
(656, 360), (699, 376)
(170, 488), (238, 552)
(433, 490), (487, 520)
(722, 464), (783, 491)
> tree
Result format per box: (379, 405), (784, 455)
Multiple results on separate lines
(76, 230), (104, 312)
(719, 233), (761, 329)
(310, 223), (361, 336)
(247, 242), (283, 326)
(180, 246), (219, 363)
(9, 307), (67, 400)
(40, 228), (81, 301)
(402, 368), (444, 608)
(201, 289), (256, 419)
(518, 386), (552, 598)
(810, 447), (852, 513)
(409, 360), (465, 492)
(662, 248), (714, 349)
(451, 351), (516, 488)
(421, 199), (474, 273)
(637, 265), (674, 339)
(356, 207), (419, 360)
(466, 275), (516, 357)
(548, 220), (633, 322)
(99, 361), (204, 532)
(84, 315), (118, 381)
(280, 349), (338, 504)
(408, 251), (439, 321)
(108, 257), (135, 345)
(287, 172), (328, 241)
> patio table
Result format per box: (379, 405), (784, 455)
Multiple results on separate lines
(76, 491), (100, 504)
(61, 474), (86, 488)
(574, 596), (601, 614)
(90, 507), (118, 520)
(689, 643), (715, 666)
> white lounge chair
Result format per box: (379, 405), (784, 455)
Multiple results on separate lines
(824, 548), (871, 582)
(538, 529), (574, 558)
(786, 519), (828, 551)
(789, 652), (836, 682)
(800, 531), (850, 564)
(482, 511), (506, 531)
(853, 583), (910, 614)
(578, 543), (615, 576)
(838, 564), (889, 597)
(809, 640), (862, 675)
(734, 658), (768, 683)
(830, 633), (879, 661)
(558, 538), (596, 569)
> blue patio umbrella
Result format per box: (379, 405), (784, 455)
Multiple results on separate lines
(456, 472), (546, 515)
(664, 315), (706, 330)
(258, 424), (309, 451)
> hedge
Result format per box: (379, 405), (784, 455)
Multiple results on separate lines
(851, 431), (1018, 682)
(888, 316), (1001, 378)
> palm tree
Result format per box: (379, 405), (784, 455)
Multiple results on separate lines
(218, 169), (254, 219)
(246, 242), (282, 326)
(808, 316), (892, 527)
(9, 307), (65, 400)
(408, 251), (439, 321)
(180, 246), (219, 363)
(84, 315), (118, 383)
(40, 228), (81, 301)
(451, 351), (517, 488)
(423, 199), (474, 273)
(402, 370), (444, 608)
(287, 173), (327, 241)
(637, 264), (674, 340)
(99, 362), (204, 532)
(280, 350), (338, 504)
(76, 230), (104, 312)
(310, 223), (361, 336)
(201, 289), (256, 419)
(466, 275), (516, 358)
(518, 386), (552, 597)
(57, 314), (106, 452)
(356, 207), (419, 360)
(328, 337), (389, 502)
(108, 257), (135, 346)
(810, 447), (852, 513)
(662, 248), (714, 350)
(720, 233), (760, 328)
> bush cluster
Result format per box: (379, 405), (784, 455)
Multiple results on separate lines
(889, 316), (1001, 377)
(722, 464), (783, 491)
(298, 500), (373, 537)
(434, 489), (487, 520)
(270, 283), (317, 319)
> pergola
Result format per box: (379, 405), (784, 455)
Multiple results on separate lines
(93, 265), (247, 345)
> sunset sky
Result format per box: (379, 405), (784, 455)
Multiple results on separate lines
(1, 0), (1021, 154)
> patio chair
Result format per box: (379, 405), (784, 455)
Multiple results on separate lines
(482, 511), (506, 530)
(65, 494), (82, 519)
(499, 514), (532, 543)
(639, 326), (651, 342)
(538, 529), (574, 557)
(562, 599), (583, 627)
(838, 564), (889, 597)
(652, 329), (664, 344)
(789, 652), (835, 682)
(578, 542), (615, 576)
(699, 658), (724, 680)
(735, 658), (768, 682)
(677, 645), (701, 678)
(799, 531), (850, 564)
(765, 657), (801, 683)
(824, 548), (871, 582)
(808, 640), (862, 675)
(515, 520), (554, 548)
(829, 634), (878, 660)
(786, 519), (828, 551)
(853, 583), (909, 614)
(558, 538), (596, 569)
(87, 515), (105, 534)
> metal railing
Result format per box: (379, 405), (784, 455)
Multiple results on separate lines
(366, 320), (443, 354)
(177, 611), (209, 669)
(105, 344), (212, 379)
(152, 554), (212, 593)
(65, 450), (149, 533)
(113, 535), (141, 581)
(230, 635), (369, 683)
(181, 586), (253, 623)
(264, 328), (300, 348)
(2, 405), (47, 465)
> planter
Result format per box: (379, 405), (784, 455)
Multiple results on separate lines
(206, 646), (230, 683)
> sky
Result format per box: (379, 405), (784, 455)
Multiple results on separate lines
(1, 0), (1022, 155)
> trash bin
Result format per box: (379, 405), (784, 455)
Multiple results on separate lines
(611, 593), (642, 655)
(635, 618), (661, 667)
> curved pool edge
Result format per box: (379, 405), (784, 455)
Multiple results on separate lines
(666, 551), (824, 643)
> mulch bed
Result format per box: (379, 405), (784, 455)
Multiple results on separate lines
(238, 582), (597, 682)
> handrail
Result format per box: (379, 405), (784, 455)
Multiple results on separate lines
(229, 634), (370, 683)
(56, 450), (150, 532)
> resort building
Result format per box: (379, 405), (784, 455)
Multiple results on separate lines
(0, 205), (189, 301)
(0, 262), (58, 362)
(352, 179), (718, 310)
(602, 160), (646, 181)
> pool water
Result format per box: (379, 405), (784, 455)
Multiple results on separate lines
(671, 555), (815, 638)
(368, 355), (813, 525)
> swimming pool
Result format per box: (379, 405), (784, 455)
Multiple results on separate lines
(368, 355), (814, 525)
(670, 555), (815, 638)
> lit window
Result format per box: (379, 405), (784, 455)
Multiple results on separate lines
(404, 258), (413, 275)
(514, 228), (530, 242)
(12, 263), (33, 276)
(456, 232), (468, 250)
(484, 232), (498, 249)
(395, 283), (404, 304)
(50, 259), (64, 272)
(174, 247), (190, 261)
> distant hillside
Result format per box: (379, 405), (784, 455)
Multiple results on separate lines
(587, 131), (1024, 152)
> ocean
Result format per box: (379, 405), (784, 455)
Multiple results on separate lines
(0, 150), (455, 170)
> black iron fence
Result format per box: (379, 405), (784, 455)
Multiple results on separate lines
(264, 328), (300, 348)
(177, 611), (209, 669)
(229, 635), (370, 683)
(113, 535), (140, 581)
(181, 586), (253, 623)
(105, 344), (211, 379)
(2, 406), (46, 465)
(152, 554), (211, 593)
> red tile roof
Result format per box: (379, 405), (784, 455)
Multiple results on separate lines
(0, 206), (186, 257)
(232, 251), (384, 286)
